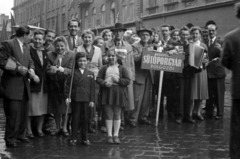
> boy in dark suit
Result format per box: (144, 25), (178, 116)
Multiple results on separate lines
(65, 52), (95, 146)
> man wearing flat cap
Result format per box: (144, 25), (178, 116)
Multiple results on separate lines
(102, 23), (135, 130)
(128, 28), (154, 127)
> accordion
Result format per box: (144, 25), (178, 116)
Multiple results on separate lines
(189, 43), (205, 68)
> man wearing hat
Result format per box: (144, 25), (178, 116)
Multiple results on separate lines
(128, 28), (154, 127)
(102, 23), (135, 130)
(204, 20), (226, 120)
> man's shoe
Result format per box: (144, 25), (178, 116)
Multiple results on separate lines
(62, 131), (70, 137)
(183, 118), (195, 123)
(120, 126), (124, 131)
(26, 134), (35, 139)
(88, 127), (96, 133)
(6, 143), (18, 148)
(82, 140), (91, 146)
(139, 119), (151, 125)
(129, 122), (136, 128)
(37, 132), (45, 137)
(100, 126), (107, 133)
(175, 118), (182, 124)
(215, 116), (221, 120)
(69, 140), (77, 146)
(17, 138), (30, 143)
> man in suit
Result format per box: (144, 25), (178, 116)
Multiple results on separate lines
(205, 21), (226, 119)
(129, 28), (154, 127)
(0, 26), (35, 147)
(157, 24), (178, 119)
(222, 3), (240, 158)
(66, 19), (83, 51)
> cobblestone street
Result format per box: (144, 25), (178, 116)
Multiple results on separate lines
(0, 87), (232, 159)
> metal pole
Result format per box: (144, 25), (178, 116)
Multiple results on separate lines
(155, 70), (164, 126)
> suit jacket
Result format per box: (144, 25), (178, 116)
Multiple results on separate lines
(205, 37), (226, 78)
(76, 45), (102, 79)
(222, 28), (240, 99)
(29, 46), (48, 93)
(102, 40), (135, 81)
(0, 38), (34, 100)
(132, 42), (154, 84)
(66, 35), (83, 51)
(65, 68), (95, 102)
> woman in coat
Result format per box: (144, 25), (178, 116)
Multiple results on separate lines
(27, 30), (49, 138)
(47, 36), (74, 136)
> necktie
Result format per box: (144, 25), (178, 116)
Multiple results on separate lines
(72, 36), (76, 49)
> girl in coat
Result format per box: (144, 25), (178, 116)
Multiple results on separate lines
(97, 50), (130, 144)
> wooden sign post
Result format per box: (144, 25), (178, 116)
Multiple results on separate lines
(141, 50), (185, 126)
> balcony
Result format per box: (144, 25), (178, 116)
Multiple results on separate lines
(164, 0), (180, 5)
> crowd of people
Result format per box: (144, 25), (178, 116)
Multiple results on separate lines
(0, 14), (229, 149)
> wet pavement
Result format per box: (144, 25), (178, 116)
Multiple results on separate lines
(0, 89), (232, 159)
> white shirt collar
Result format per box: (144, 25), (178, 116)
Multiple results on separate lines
(79, 68), (84, 74)
(210, 36), (216, 42)
(16, 38), (23, 46)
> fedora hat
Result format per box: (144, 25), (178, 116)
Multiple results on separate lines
(137, 28), (153, 36)
(111, 23), (127, 32)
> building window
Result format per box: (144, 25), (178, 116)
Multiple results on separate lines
(48, 0), (51, 11)
(52, 17), (55, 29)
(129, 1), (134, 21)
(183, 0), (196, 8)
(52, 0), (55, 9)
(62, 13), (66, 30)
(149, 0), (157, 7)
(85, 10), (89, 29)
(122, 5), (128, 22)
(92, 7), (96, 28)
(164, 0), (179, 11)
(166, 4), (177, 11)
(101, 5), (105, 26)
(110, 2), (115, 24)
(71, 14), (74, 20)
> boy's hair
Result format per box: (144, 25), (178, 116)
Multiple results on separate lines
(33, 30), (45, 38)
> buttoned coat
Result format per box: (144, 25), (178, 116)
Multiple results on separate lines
(65, 69), (95, 102)
(206, 38), (226, 78)
(132, 42), (154, 84)
(222, 28), (240, 99)
(102, 40), (135, 81)
(29, 46), (49, 93)
(0, 38), (34, 100)
(76, 45), (102, 79)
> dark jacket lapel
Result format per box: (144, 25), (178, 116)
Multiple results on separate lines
(30, 47), (42, 67)
(77, 69), (88, 84)
(13, 38), (23, 62)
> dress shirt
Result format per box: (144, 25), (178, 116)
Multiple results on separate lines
(79, 68), (84, 74)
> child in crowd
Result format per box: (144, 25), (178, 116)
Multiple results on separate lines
(65, 52), (95, 146)
(96, 50), (130, 144)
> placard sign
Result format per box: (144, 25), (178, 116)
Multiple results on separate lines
(141, 50), (185, 73)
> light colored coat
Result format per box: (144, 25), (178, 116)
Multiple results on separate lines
(76, 45), (102, 79)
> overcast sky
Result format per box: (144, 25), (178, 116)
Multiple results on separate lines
(0, 0), (14, 17)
